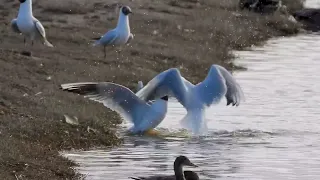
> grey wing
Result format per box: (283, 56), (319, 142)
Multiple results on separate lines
(34, 20), (47, 38)
(11, 19), (21, 33)
(94, 29), (118, 46)
(60, 82), (150, 125)
(136, 68), (190, 108)
(34, 20), (54, 47)
(215, 65), (244, 106)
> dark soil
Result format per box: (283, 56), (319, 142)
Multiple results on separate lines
(0, 0), (304, 179)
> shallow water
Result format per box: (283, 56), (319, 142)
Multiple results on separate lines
(64, 3), (320, 180)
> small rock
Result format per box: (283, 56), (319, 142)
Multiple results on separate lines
(64, 115), (79, 126)
(35, 92), (42, 96)
(87, 126), (98, 133)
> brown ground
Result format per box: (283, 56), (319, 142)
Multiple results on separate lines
(0, 0), (304, 179)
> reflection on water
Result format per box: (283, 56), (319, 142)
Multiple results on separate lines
(64, 3), (320, 179)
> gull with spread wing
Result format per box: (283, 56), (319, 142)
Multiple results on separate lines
(136, 64), (245, 135)
(11, 0), (53, 47)
(60, 81), (168, 135)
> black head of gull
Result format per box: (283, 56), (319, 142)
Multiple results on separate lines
(120, 6), (133, 16)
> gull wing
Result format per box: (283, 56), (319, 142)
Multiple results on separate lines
(60, 82), (150, 125)
(11, 19), (21, 33)
(196, 65), (244, 107)
(136, 68), (190, 108)
(34, 19), (54, 47)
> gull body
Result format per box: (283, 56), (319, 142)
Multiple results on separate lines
(11, 0), (53, 47)
(136, 64), (244, 135)
(60, 81), (168, 135)
(129, 156), (199, 180)
(93, 6), (133, 58)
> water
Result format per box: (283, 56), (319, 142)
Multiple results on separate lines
(64, 2), (320, 180)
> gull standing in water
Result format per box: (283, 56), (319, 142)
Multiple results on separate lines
(60, 81), (168, 135)
(136, 64), (244, 135)
(11, 0), (53, 47)
(129, 156), (199, 180)
(93, 6), (133, 58)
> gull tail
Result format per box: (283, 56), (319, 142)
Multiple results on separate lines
(180, 109), (208, 135)
(44, 39), (54, 47)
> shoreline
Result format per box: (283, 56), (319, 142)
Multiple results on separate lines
(0, 0), (304, 179)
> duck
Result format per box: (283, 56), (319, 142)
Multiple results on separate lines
(129, 155), (199, 180)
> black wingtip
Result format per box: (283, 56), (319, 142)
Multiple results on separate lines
(226, 99), (233, 106)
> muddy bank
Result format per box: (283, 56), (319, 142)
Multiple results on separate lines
(0, 0), (304, 179)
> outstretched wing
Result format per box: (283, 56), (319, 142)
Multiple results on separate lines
(136, 68), (190, 108)
(60, 82), (150, 125)
(11, 19), (21, 33)
(215, 65), (244, 106)
(196, 65), (244, 107)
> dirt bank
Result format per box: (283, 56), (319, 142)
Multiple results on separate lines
(0, 0), (304, 179)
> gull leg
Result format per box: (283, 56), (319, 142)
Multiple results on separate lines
(104, 46), (106, 59)
(144, 129), (160, 136)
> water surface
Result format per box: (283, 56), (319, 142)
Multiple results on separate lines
(65, 3), (320, 180)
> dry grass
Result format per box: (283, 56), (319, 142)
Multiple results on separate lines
(0, 0), (304, 179)
(38, 0), (94, 14)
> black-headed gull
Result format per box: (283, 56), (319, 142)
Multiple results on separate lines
(60, 81), (168, 135)
(93, 6), (133, 58)
(11, 0), (53, 47)
(136, 64), (245, 135)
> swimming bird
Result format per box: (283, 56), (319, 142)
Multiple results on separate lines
(129, 155), (199, 180)
(60, 81), (168, 135)
(136, 64), (244, 135)
(11, 0), (53, 47)
(93, 5), (133, 58)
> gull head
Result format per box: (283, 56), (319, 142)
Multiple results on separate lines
(120, 6), (133, 16)
(19, 0), (27, 3)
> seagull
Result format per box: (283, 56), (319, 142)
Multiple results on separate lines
(93, 5), (133, 58)
(11, 0), (53, 47)
(60, 81), (168, 135)
(129, 155), (199, 180)
(136, 64), (244, 135)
